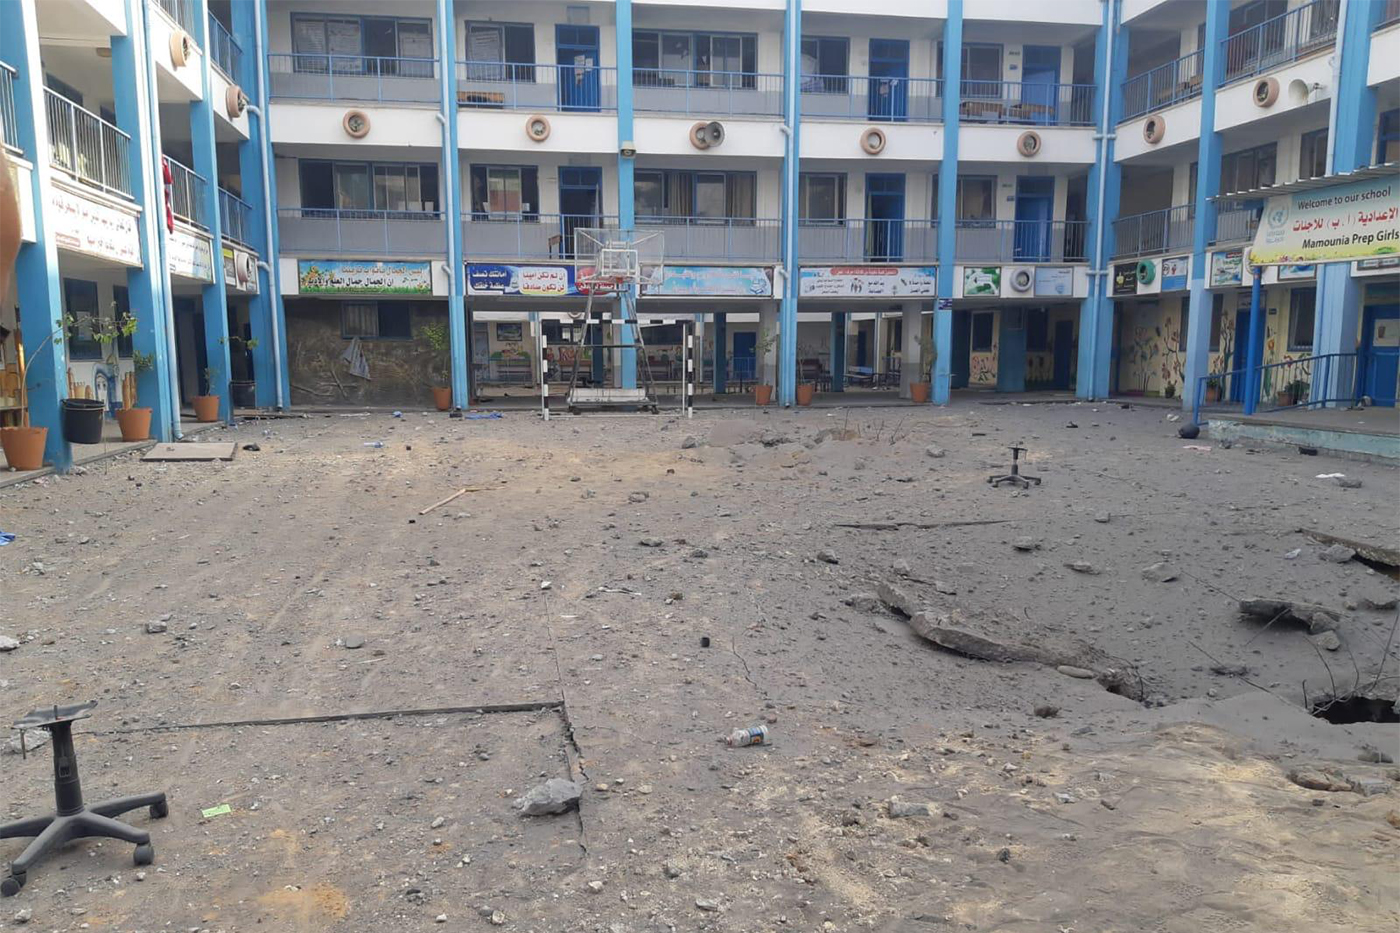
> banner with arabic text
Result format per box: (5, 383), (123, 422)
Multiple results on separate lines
(1249, 176), (1399, 265)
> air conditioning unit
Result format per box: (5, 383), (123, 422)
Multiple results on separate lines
(1006, 266), (1034, 295)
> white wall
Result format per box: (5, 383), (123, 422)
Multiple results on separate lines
(1214, 54), (1334, 134)
(268, 102), (443, 148)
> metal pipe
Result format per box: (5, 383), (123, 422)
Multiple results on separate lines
(248, 9), (285, 409)
(1090, 0), (1116, 280)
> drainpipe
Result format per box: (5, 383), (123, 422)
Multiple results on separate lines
(1084, 0), (1118, 394)
(249, 4), (286, 409)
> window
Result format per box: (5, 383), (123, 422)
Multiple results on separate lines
(114, 285), (133, 358)
(300, 161), (439, 214)
(939, 42), (1002, 96)
(1209, 292), (1224, 351)
(1220, 142), (1276, 194)
(63, 279), (102, 361)
(292, 14), (434, 75)
(801, 36), (848, 92)
(1026, 309), (1048, 351)
(634, 170), (755, 220)
(1299, 129), (1328, 180)
(1288, 287), (1316, 351)
(469, 165), (539, 218)
(957, 176), (996, 221)
(1379, 109), (1400, 165)
(1178, 296), (1190, 352)
(465, 22), (536, 82)
(44, 74), (83, 106)
(1228, 0), (1286, 36)
(972, 312), (994, 351)
(341, 301), (412, 339)
(634, 31), (757, 88)
(799, 173), (845, 222)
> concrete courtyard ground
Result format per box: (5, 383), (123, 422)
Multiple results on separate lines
(1, 401), (1397, 932)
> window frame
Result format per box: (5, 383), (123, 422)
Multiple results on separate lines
(971, 312), (994, 352)
(468, 164), (540, 220)
(1026, 308), (1049, 352)
(1299, 128), (1328, 180)
(1220, 141), (1277, 195)
(1209, 292), (1224, 352)
(1177, 296), (1190, 352)
(299, 159), (440, 215)
(633, 170), (757, 221)
(291, 13), (435, 74)
(63, 278), (103, 362)
(798, 172), (847, 223)
(464, 21), (537, 83)
(1378, 109), (1400, 166)
(632, 29), (758, 88)
(800, 35), (849, 93)
(1288, 287), (1316, 352)
(956, 175), (997, 222)
(340, 300), (413, 340)
(114, 285), (133, 358)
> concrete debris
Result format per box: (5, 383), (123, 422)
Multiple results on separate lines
(1140, 562), (1178, 583)
(1238, 598), (1340, 635)
(1057, 665), (1096, 679)
(1094, 511), (1111, 523)
(628, 492), (649, 503)
(1066, 561), (1099, 575)
(144, 620), (168, 634)
(0, 635), (21, 651)
(1319, 544), (1357, 563)
(844, 593), (883, 613)
(887, 798), (934, 818)
(6, 729), (50, 756)
(680, 436), (700, 449)
(1309, 630), (1342, 652)
(1289, 767), (1390, 796)
(924, 446), (946, 459)
(516, 778), (583, 816)
(695, 898), (723, 912)
(816, 549), (840, 564)
(1033, 705), (1060, 718)
(1012, 536), (1039, 552)
(12, 908), (32, 924)
(1361, 595), (1398, 611)
(639, 537), (664, 548)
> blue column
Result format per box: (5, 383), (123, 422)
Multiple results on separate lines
(2, 0), (70, 470)
(933, 0), (962, 405)
(1076, 0), (1125, 399)
(777, 0), (801, 407)
(113, 0), (177, 439)
(233, 0), (276, 409)
(616, 0), (637, 390)
(193, 1), (231, 421)
(1182, 0), (1229, 415)
(1242, 267), (1264, 413)
(1313, 0), (1382, 402)
(712, 312), (727, 394)
(252, 0), (289, 408)
(829, 312), (846, 392)
(438, 0), (469, 409)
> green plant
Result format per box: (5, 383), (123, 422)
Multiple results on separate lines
(917, 333), (938, 380)
(1285, 378), (1309, 402)
(421, 321), (450, 383)
(1164, 382), (1176, 399)
(131, 350), (155, 374)
(754, 328), (777, 359)
(202, 366), (220, 396)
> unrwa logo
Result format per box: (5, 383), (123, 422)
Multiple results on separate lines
(1266, 205), (1289, 230)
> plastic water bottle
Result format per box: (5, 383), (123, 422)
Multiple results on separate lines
(727, 725), (769, 747)
(363, 441), (384, 448)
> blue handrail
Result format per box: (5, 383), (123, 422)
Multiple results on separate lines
(1191, 352), (1361, 424)
(0, 62), (18, 154)
(1121, 50), (1204, 121)
(165, 155), (208, 228)
(957, 80), (1096, 127)
(1113, 205), (1193, 258)
(1221, 0), (1340, 85)
(268, 54), (440, 103)
(799, 74), (943, 123)
(219, 188), (253, 245)
(633, 68), (786, 117)
(207, 12), (242, 83)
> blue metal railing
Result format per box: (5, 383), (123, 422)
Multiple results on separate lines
(219, 187), (253, 245)
(1221, 0), (1340, 85)
(1211, 198), (1264, 244)
(0, 62), (18, 153)
(956, 220), (1089, 262)
(44, 89), (133, 199)
(456, 61), (618, 112)
(798, 219), (939, 263)
(633, 69), (785, 117)
(1122, 50), (1204, 121)
(207, 12), (242, 83)
(958, 80), (1096, 127)
(800, 74), (943, 123)
(278, 208), (445, 255)
(1113, 205), (1193, 258)
(462, 213), (620, 259)
(632, 216), (782, 261)
(1192, 352), (1360, 424)
(165, 155), (208, 228)
(154, 0), (195, 33)
(268, 54), (440, 103)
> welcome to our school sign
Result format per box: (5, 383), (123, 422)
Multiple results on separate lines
(1249, 175), (1399, 266)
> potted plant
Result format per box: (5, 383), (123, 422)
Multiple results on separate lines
(752, 329), (776, 406)
(910, 333), (937, 403)
(115, 350), (155, 441)
(1204, 376), (1223, 403)
(1163, 381), (1176, 399)
(0, 321), (63, 470)
(1278, 378), (1308, 406)
(61, 309), (137, 445)
(193, 367), (221, 422)
(223, 335), (259, 409)
(421, 321), (452, 411)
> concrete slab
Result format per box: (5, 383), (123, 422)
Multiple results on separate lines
(142, 442), (238, 461)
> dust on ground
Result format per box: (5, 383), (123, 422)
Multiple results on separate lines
(1, 400), (1397, 932)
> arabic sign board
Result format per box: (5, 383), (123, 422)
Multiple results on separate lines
(48, 186), (140, 266)
(1111, 262), (1137, 296)
(168, 227), (214, 282)
(962, 267), (1000, 297)
(222, 246), (259, 293)
(800, 266), (937, 298)
(1250, 175), (1400, 265)
(299, 260), (432, 295)
(1159, 256), (1189, 292)
(467, 263), (580, 297)
(642, 266), (773, 298)
(1033, 266), (1073, 297)
(1210, 249), (1243, 287)
(1276, 263), (1315, 281)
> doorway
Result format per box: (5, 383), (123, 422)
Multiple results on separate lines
(868, 39), (909, 122)
(556, 25), (601, 111)
(865, 173), (906, 261)
(1052, 319), (1074, 389)
(1014, 176), (1055, 261)
(1020, 45), (1060, 124)
(1230, 308), (1250, 402)
(558, 166), (601, 258)
(1361, 303), (1399, 406)
(732, 331), (756, 382)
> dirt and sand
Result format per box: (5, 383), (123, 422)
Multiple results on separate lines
(1, 400), (1397, 932)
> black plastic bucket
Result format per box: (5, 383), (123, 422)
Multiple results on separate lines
(61, 398), (106, 445)
(230, 380), (256, 409)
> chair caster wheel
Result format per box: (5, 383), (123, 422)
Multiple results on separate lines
(134, 844), (154, 866)
(149, 800), (169, 819)
(1, 873), (24, 897)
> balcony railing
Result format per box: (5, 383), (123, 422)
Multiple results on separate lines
(165, 156), (208, 228)
(278, 208), (445, 256)
(1113, 205), (1194, 258)
(456, 62), (618, 112)
(955, 220), (1088, 262)
(633, 69), (785, 117)
(462, 213), (620, 260)
(1211, 198), (1264, 244)
(207, 11), (241, 83)
(633, 216), (782, 261)
(1382, 0), (1400, 30)
(1221, 0), (1339, 85)
(958, 81), (1095, 127)
(220, 187), (253, 246)
(1122, 50), (1204, 121)
(798, 219), (939, 263)
(154, 0), (195, 33)
(268, 54), (440, 103)
(800, 75), (943, 123)
(0, 62), (18, 153)
(44, 89), (132, 199)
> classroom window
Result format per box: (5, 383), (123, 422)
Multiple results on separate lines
(634, 170), (756, 220)
(939, 42), (1002, 96)
(1209, 293), (1224, 351)
(465, 22), (536, 82)
(469, 165), (539, 218)
(341, 301), (412, 339)
(799, 173), (845, 222)
(114, 285), (132, 358)
(1288, 287), (1316, 351)
(801, 36), (848, 92)
(1220, 142), (1276, 194)
(64, 279), (102, 361)
(299, 161), (439, 213)
(1299, 128), (1328, 180)
(972, 312), (994, 351)
(633, 31), (757, 88)
(292, 14), (434, 75)
(957, 176), (996, 221)
(1378, 109), (1400, 165)
(1178, 297), (1190, 352)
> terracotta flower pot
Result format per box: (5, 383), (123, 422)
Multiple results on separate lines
(910, 382), (932, 403)
(431, 386), (452, 411)
(1205, 386), (1222, 403)
(192, 395), (221, 423)
(115, 407), (152, 442)
(795, 383), (816, 406)
(1, 426), (48, 471)
(753, 384), (773, 406)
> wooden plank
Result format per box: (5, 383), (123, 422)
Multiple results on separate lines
(142, 442), (237, 462)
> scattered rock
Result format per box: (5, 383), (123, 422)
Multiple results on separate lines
(1033, 705), (1059, 718)
(628, 491), (649, 503)
(1012, 537), (1039, 552)
(680, 436), (700, 449)
(1093, 511), (1110, 523)
(662, 860), (683, 879)
(816, 549), (840, 565)
(1239, 598), (1340, 634)
(12, 908), (32, 924)
(1309, 630), (1342, 652)
(515, 778), (583, 816)
(844, 593), (883, 613)
(1140, 562), (1178, 583)
(638, 537), (664, 548)
(1332, 475), (1363, 489)
(888, 799), (933, 818)
(586, 880), (605, 893)
(996, 847), (1012, 863)
(1319, 544), (1357, 563)
(0, 635), (19, 651)
(1288, 768), (1352, 793)
(1065, 560), (1099, 575)
(1361, 595), (1399, 611)
(342, 636), (365, 650)
(6, 729), (49, 756)
(924, 446), (946, 459)
(1351, 777), (1392, 797)
(695, 898), (723, 912)
(1057, 665), (1096, 680)
(144, 620), (168, 635)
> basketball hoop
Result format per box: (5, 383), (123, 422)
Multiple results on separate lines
(574, 227), (664, 292)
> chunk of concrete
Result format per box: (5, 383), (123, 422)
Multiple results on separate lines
(515, 779), (583, 816)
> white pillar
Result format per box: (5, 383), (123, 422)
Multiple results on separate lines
(900, 302), (923, 399)
(759, 301), (779, 387)
(873, 311), (884, 380)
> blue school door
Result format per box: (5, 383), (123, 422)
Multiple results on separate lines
(556, 25), (601, 111)
(868, 39), (909, 121)
(558, 166), (602, 257)
(732, 331), (756, 382)
(1052, 319), (1074, 389)
(1014, 177), (1055, 261)
(1020, 46), (1060, 124)
(1361, 303), (1399, 406)
(865, 174), (906, 261)
(1230, 309), (1250, 402)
